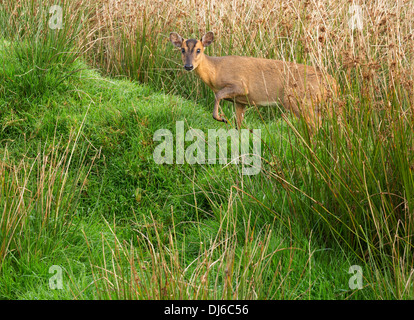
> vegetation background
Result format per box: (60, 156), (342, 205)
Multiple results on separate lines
(1, 0), (414, 299)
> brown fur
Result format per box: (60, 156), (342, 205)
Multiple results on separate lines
(170, 31), (338, 129)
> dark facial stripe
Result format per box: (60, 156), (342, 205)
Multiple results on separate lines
(185, 39), (198, 52)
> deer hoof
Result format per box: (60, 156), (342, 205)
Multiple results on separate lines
(213, 114), (226, 123)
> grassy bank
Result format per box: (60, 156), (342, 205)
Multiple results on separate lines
(1, 0), (414, 299)
(0, 42), (364, 299)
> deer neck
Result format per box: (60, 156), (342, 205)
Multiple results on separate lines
(195, 54), (217, 91)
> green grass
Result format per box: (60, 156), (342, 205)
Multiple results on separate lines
(1, 0), (414, 300)
(0, 38), (372, 300)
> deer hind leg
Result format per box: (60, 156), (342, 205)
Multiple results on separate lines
(303, 96), (322, 129)
(284, 93), (321, 129)
(235, 103), (246, 130)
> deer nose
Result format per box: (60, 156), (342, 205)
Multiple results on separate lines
(184, 64), (193, 71)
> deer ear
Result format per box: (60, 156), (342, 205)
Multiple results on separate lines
(201, 31), (214, 47)
(170, 32), (183, 47)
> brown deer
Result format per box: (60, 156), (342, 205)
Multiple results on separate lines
(170, 31), (337, 129)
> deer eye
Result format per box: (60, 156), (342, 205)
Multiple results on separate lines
(181, 48), (185, 53)
(196, 49), (201, 53)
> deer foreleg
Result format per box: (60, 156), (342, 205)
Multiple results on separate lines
(212, 86), (246, 124)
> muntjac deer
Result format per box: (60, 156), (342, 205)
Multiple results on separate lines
(170, 31), (337, 129)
